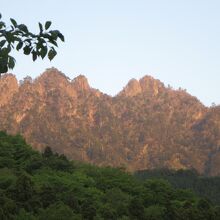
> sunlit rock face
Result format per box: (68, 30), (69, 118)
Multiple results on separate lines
(0, 74), (18, 107)
(119, 79), (142, 97)
(118, 75), (165, 97)
(0, 68), (219, 176)
(72, 75), (90, 91)
(139, 75), (165, 96)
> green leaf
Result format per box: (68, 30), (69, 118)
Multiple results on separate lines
(5, 32), (14, 43)
(0, 54), (8, 73)
(10, 25), (15, 31)
(40, 46), (47, 59)
(0, 40), (6, 47)
(18, 24), (29, 33)
(0, 14), (2, 19)
(1, 47), (10, 55)
(7, 46), (11, 53)
(48, 48), (57, 61)
(10, 18), (17, 27)
(58, 33), (65, 42)
(45, 21), (52, 30)
(23, 45), (32, 55)
(0, 21), (5, 29)
(50, 30), (59, 40)
(49, 40), (58, 47)
(0, 64), (8, 73)
(39, 22), (43, 33)
(8, 56), (15, 69)
(32, 51), (37, 61)
(16, 42), (23, 51)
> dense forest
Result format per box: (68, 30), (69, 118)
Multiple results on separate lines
(135, 169), (220, 205)
(0, 131), (220, 219)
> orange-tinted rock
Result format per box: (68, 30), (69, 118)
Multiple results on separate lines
(72, 75), (90, 91)
(119, 79), (142, 97)
(139, 75), (165, 96)
(0, 74), (18, 107)
(0, 68), (219, 176)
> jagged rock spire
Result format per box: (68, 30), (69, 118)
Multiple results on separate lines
(118, 75), (165, 97)
(71, 75), (90, 91)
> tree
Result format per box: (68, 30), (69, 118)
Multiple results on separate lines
(42, 146), (53, 158)
(144, 205), (165, 220)
(39, 202), (81, 220)
(128, 197), (145, 219)
(15, 173), (35, 202)
(0, 13), (64, 75)
(16, 209), (37, 220)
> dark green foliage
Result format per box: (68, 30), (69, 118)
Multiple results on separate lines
(135, 169), (220, 205)
(14, 173), (35, 202)
(38, 202), (81, 220)
(0, 131), (219, 219)
(0, 13), (64, 74)
(42, 146), (53, 158)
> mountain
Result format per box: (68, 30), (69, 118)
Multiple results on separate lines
(0, 68), (220, 175)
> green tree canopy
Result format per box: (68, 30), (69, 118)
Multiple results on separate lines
(0, 131), (220, 219)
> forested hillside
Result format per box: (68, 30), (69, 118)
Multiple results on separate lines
(135, 169), (220, 205)
(0, 68), (220, 175)
(1, 131), (220, 219)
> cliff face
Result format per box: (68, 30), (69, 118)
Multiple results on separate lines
(118, 75), (165, 97)
(0, 74), (19, 107)
(0, 68), (219, 175)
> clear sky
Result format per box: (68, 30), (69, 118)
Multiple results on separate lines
(1, 0), (220, 106)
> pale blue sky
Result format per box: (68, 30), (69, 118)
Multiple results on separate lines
(1, 0), (220, 106)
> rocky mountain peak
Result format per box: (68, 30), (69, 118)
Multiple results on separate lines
(119, 75), (165, 97)
(139, 75), (165, 96)
(119, 78), (142, 97)
(32, 68), (76, 97)
(36, 68), (69, 85)
(71, 74), (90, 91)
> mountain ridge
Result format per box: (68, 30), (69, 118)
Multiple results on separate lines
(0, 68), (219, 175)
